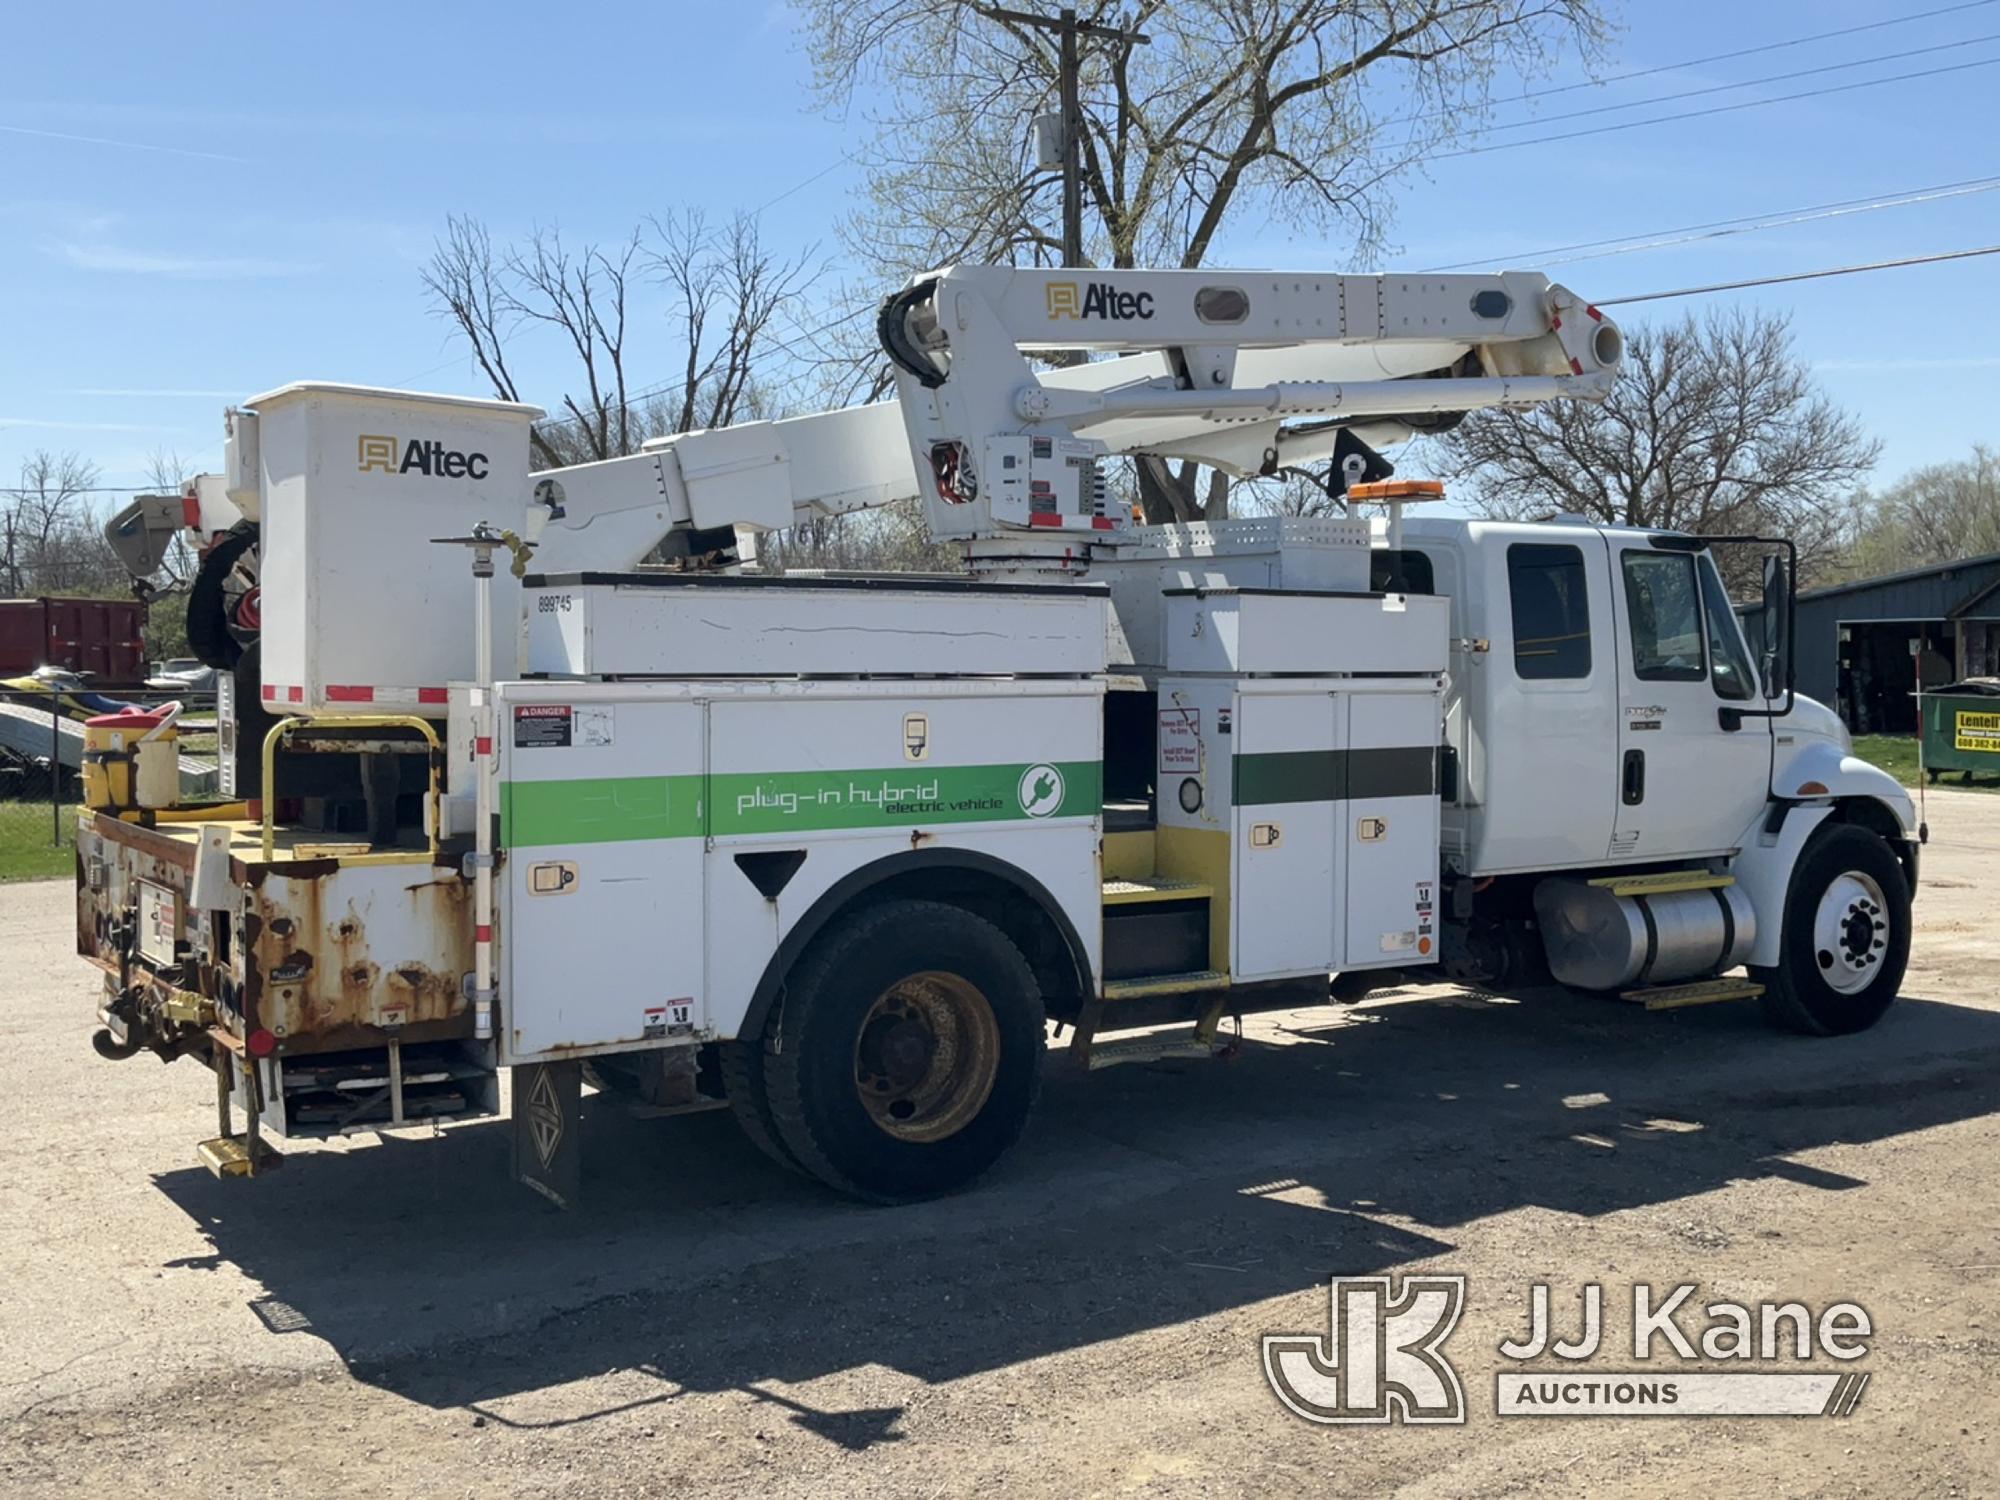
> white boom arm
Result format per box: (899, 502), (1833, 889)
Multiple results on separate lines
(527, 265), (1621, 571)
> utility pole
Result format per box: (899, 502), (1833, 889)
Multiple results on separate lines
(984, 6), (1150, 268)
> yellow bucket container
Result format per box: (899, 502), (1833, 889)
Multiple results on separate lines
(82, 702), (182, 812)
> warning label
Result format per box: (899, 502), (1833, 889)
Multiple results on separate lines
(513, 704), (614, 749)
(515, 704), (573, 748)
(1159, 709), (1201, 774)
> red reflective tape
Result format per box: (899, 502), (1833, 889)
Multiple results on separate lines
(286, 685), (303, 702)
(181, 495), (201, 529)
(418, 687), (448, 705)
(475, 736), (492, 756)
(475, 925), (493, 943)
(1550, 314), (1562, 330)
(1569, 357), (1584, 375)
(1027, 512), (1062, 527)
(1092, 515), (1114, 530)
(325, 684), (374, 702)
(1586, 304), (1602, 321)
(261, 685), (277, 702)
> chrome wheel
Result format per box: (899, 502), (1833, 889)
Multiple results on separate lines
(1811, 869), (1890, 996)
(852, 971), (1001, 1144)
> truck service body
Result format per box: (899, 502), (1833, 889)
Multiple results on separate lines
(78, 266), (1917, 1204)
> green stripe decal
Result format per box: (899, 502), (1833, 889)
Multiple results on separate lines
(713, 760), (1100, 836)
(502, 774), (703, 847)
(500, 760), (1102, 846)
(1233, 747), (1436, 806)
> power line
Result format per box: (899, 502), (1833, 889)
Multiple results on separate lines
(1420, 174), (2000, 273)
(1430, 54), (2000, 161)
(1388, 0), (2000, 124)
(1596, 243), (2000, 306)
(1467, 30), (2000, 137)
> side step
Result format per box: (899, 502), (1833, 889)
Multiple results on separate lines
(1619, 977), (1765, 1011)
(1103, 969), (1229, 1000)
(1083, 1026), (1222, 1071)
(1102, 876), (1213, 905)
(1590, 870), (1734, 898)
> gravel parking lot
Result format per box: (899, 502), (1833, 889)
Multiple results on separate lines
(3, 791), (1997, 1497)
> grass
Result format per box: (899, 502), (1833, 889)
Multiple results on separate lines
(0, 800), (76, 881)
(1851, 734), (2000, 793)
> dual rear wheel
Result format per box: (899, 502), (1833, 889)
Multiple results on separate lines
(725, 899), (1045, 1202)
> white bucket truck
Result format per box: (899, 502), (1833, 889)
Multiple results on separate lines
(82, 266), (1915, 1205)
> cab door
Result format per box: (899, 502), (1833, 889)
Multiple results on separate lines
(1609, 544), (1772, 860)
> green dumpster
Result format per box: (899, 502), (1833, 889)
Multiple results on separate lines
(1918, 683), (2000, 781)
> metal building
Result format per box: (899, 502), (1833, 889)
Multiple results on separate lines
(1748, 553), (2000, 734)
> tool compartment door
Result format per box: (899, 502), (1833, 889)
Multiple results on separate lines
(498, 688), (707, 1062)
(1338, 687), (1441, 971)
(1230, 687), (1338, 981)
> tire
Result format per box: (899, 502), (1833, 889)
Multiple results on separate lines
(186, 525), (257, 672)
(1752, 823), (1911, 1037)
(764, 898), (1045, 1203)
(719, 1038), (806, 1176)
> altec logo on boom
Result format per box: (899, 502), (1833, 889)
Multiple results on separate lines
(357, 434), (491, 480)
(1045, 281), (1155, 321)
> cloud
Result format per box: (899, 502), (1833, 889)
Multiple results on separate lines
(0, 417), (181, 432)
(52, 242), (317, 278)
(0, 122), (247, 164)
(60, 388), (244, 399)
(1814, 356), (2000, 373)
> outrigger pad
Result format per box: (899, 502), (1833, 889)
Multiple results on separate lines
(512, 1059), (583, 1209)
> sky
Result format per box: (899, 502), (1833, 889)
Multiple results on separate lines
(3, 0), (1996, 505)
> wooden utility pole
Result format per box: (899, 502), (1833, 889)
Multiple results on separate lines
(982, 6), (1150, 268)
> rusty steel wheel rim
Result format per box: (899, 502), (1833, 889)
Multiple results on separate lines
(852, 970), (1001, 1143)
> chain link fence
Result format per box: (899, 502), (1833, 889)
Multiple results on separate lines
(0, 685), (220, 879)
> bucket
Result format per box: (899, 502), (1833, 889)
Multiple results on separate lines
(83, 702), (182, 812)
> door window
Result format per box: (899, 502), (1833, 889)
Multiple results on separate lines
(1508, 543), (1591, 679)
(1698, 554), (1756, 701)
(1621, 551), (1705, 682)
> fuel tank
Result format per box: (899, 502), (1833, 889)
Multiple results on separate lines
(1533, 877), (1756, 991)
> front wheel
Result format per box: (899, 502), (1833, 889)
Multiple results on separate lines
(1752, 823), (1911, 1036)
(763, 898), (1045, 1202)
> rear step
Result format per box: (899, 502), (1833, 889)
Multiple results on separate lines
(1619, 977), (1765, 1011)
(1082, 1026), (1223, 1071)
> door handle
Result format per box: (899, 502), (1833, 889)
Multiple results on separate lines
(1622, 748), (1645, 806)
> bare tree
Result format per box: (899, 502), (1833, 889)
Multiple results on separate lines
(2, 450), (126, 597)
(799, 0), (1609, 521)
(1443, 310), (1878, 587)
(1842, 447), (2000, 581)
(423, 213), (820, 470)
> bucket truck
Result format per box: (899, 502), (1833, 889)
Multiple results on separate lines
(80, 265), (1915, 1206)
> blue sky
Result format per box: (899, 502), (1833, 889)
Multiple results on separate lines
(3, 0), (1996, 502)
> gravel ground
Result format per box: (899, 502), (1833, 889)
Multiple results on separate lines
(2, 791), (1997, 1497)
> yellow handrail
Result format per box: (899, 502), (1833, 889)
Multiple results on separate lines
(260, 715), (444, 865)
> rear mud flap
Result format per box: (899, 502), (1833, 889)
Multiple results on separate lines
(512, 1059), (582, 1209)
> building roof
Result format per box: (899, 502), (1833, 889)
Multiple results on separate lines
(1795, 550), (2000, 606)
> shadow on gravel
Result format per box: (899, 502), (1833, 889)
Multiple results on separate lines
(151, 983), (2000, 1446)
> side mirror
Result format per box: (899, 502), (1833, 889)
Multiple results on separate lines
(1759, 553), (1789, 699)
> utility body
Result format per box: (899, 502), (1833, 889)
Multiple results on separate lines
(78, 265), (1916, 1204)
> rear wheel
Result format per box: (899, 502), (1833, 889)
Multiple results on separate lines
(1752, 823), (1911, 1036)
(763, 898), (1044, 1202)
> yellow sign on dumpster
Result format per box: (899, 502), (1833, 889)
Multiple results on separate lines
(1954, 710), (2000, 752)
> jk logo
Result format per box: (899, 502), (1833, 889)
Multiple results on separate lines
(1263, 1275), (1468, 1424)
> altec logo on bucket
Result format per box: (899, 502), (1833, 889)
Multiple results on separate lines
(357, 434), (490, 480)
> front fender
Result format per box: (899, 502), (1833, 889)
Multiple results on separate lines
(1732, 743), (1917, 969)
(1775, 740), (1917, 837)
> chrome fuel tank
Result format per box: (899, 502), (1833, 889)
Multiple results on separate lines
(1533, 877), (1756, 992)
